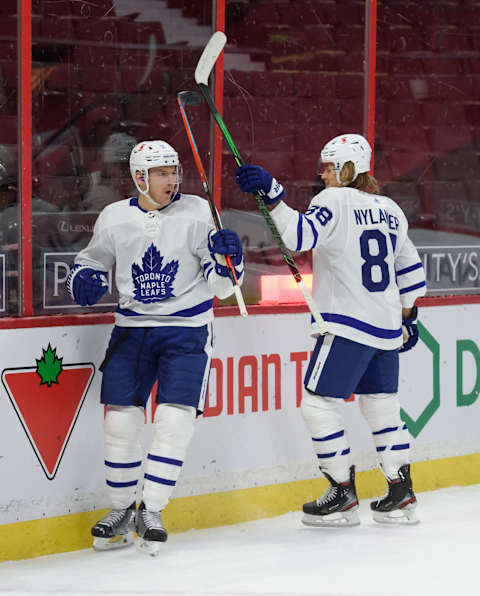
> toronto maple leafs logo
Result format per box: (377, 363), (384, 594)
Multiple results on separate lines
(131, 243), (178, 303)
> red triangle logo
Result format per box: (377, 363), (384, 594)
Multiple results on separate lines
(2, 345), (95, 479)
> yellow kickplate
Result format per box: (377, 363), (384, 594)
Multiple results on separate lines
(1, 452), (479, 562)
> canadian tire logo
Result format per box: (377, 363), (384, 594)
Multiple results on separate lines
(2, 344), (95, 480)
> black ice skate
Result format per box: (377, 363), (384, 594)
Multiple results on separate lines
(135, 501), (168, 556)
(302, 466), (360, 527)
(91, 502), (136, 551)
(370, 464), (419, 525)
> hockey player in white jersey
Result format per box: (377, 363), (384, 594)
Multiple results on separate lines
(67, 140), (244, 555)
(235, 133), (425, 527)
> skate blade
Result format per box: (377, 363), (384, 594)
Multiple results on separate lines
(135, 537), (163, 557)
(372, 505), (419, 525)
(302, 508), (360, 528)
(93, 533), (134, 551)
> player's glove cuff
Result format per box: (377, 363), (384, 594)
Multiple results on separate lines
(262, 176), (285, 205)
(399, 306), (419, 353)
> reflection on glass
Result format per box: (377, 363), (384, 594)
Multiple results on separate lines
(223, 1), (364, 305)
(29, 0), (211, 314)
(376, 1), (480, 296)
(0, 9), (17, 315)
(9, 0), (480, 314)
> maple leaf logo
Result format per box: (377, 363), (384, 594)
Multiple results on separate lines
(36, 344), (63, 387)
(131, 243), (178, 303)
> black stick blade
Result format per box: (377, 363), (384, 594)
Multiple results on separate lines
(177, 90), (203, 106)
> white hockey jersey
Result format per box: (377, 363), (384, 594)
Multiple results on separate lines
(270, 186), (426, 350)
(74, 194), (243, 327)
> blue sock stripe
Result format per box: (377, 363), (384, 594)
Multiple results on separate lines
(376, 446), (387, 452)
(391, 443), (410, 450)
(316, 451), (337, 459)
(372, 426), (398, 435)
(144, 473), (176, 486)
(317, 448), (350, 459)
(402, 423), (407, 430)
(106, 479), (138, 488)
(312, 429), (345, 442)
(105, 460), (142, 469)
(147, 454), (183, 466)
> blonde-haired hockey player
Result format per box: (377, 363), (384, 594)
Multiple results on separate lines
(68, 141), (243, 555)
(235, 133), (425, 527)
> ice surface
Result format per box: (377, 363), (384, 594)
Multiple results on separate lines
(0, 484), (478, 596)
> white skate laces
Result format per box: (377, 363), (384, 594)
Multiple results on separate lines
(302, 466), (360, 527)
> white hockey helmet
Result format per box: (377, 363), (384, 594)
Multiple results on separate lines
(320, 133), (372, 184)
(129, 140), (182, 197)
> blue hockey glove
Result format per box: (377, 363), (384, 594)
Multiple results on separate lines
(399, 306), (419, 353)
(209, 229), (243, 277)
(67, 265), (108, 306)
(235, 165), (285, 205)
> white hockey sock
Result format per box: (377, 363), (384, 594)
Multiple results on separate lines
(142, 403), (196, 512)
(301, 392), (351, 483)
(104, 405), (144, 509)
(358, 393), (411, 479)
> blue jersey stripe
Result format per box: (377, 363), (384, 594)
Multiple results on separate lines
(399, 281), (426, 295)
(396, 262), (423, 276)
(117, 299), (213, 318)
(105, 460), (141, 469)
(296, 213), (303, 251)
(305, 216), (318, 250)
(204, 264), (213, 279)
(144, 473), (176, 486)
(318, 313), (402, 339)
(147, 454), (183, 467)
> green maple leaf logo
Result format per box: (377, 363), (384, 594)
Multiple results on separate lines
(36, 344), (63, 387)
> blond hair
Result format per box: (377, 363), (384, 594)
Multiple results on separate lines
(340, 161), (379, 195)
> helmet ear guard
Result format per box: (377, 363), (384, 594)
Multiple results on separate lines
(320, 133), (372, 184)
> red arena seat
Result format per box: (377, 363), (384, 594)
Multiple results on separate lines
(388, 150), (431, 181)
(296, 97), (340, 126)
(70, 0), (116, 18)
(224, 70), (253, 97)
(428, 126), (474, 153)
(251, 151), (295, 180)
(277, 2), (326, 27)
(293, 73), (336, 99)
(422, 102), (467, 126)
(386, 126), (430, 153)
(434, 152), (479, 180)
(249, 71), (295, 98)
(121, 65), (170, 94)
(79, 66), (121, 92)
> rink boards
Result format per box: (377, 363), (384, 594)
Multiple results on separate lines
(1, 304), (480, 560)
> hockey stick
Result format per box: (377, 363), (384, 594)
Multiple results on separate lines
(177, 90), (248, 317)
(195, 32), (328, 334)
